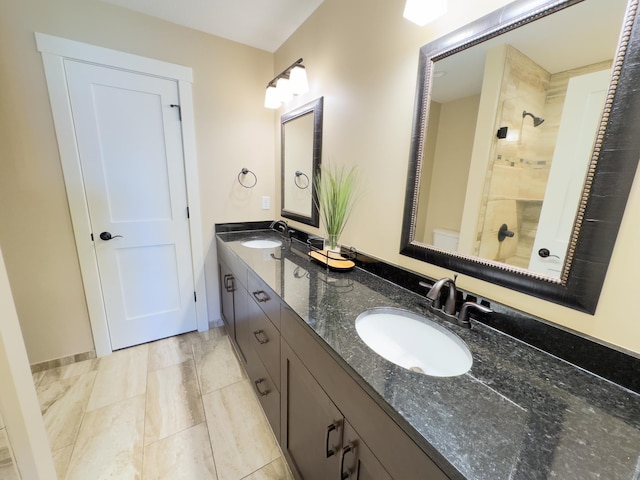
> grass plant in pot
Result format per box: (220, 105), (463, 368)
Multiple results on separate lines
(314, 163), (359, 255)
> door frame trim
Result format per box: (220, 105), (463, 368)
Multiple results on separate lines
(36, 33), (208, 356)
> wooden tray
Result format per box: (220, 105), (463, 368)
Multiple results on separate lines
(308, 249), (355, 271)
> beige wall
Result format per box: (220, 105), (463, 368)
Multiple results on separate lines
(0, 0), (276, 363)
(275, 0), (640, 355)
(423, 95), (479, 243)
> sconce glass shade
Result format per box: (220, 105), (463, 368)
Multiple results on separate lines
(276, 77), (293, 103)
(264, 85), (280, 109)
(289, 65), (309, 95)
(403, 0), (447, 26)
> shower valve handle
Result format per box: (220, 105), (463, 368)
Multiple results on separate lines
(498, 224), (515, 242)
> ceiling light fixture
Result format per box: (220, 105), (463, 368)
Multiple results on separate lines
(403, 0), (447, 26)
(264, 58), (309, 109)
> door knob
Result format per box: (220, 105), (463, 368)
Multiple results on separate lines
(99, 232), (123, 241)
(538, 248), (560, 259)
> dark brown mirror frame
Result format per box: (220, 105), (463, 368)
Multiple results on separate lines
(280, 97), (324, 227)
(400, 0), (640, 314)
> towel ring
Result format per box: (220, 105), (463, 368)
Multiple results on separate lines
(238, 168), (257, 188)
(294, 170), (310, 189)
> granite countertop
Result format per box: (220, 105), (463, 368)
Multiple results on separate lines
(217, 230), (640, 480)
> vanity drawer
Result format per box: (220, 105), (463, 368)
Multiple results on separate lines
(248, 296), (281, 386)
(246, 352), (280, 439)
(248, 271), (280, 330)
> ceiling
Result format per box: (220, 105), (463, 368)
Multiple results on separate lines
(100, 0), (325, 52)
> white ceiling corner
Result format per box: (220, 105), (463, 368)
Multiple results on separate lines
(100, 0), (324, 52)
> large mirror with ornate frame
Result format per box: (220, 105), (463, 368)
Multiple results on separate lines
(281, 97), (323, 227)
(400, 0), (640, 313)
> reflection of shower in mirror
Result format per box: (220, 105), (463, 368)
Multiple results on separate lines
(522, 110), (545, 127)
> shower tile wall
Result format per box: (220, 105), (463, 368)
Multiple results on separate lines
(476, 45), (550, 264)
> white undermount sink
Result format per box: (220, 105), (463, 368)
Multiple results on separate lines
(241, 239), (282, 249)
(355, 307), (473, 377)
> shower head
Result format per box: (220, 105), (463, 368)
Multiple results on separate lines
(522, 110), (544, 127)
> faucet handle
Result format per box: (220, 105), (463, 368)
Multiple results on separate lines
(458, 302), (492, 328)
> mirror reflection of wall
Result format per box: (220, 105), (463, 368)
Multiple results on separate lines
(414, 0), (625, 279)
(280, 97), (323, 227)
(283, 112), (314, 216)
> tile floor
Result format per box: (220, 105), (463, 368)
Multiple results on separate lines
(33, 327), (293, 480)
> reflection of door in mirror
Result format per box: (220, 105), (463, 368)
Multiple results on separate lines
(528, 68), (611, 277)
(283, 112), (314, 216)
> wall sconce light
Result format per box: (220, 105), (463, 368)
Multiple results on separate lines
(264, 58), (309, 109)
(403, 0), (447, 26)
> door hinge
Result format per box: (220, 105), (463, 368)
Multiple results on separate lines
(170, 104), (182, 121)
(194, 291), (197, 302)
(187, 206), (190, 219)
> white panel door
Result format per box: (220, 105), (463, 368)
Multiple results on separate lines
(528, 69), (611, 277)
(65, 60), (196, 350)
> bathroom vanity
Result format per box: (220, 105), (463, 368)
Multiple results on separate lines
(216, 224), (640, 480)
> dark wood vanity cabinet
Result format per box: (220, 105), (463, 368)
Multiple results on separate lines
(217, 241), (450, 480)
(281, 340), (391, 480)
(217, 241), (281, 438)
(281, 339), (343, 479)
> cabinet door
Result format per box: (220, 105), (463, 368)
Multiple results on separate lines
(340, 420), (392, 480)
(218, 260), (235, 338)
(282, 341), (342, 480)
